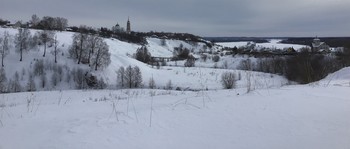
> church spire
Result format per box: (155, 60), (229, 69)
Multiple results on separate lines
(126, 17), (131, 34)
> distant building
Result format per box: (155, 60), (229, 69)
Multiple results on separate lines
(112, 23), (124, 33)
(312, 37), (330, 52)
(126, 17), (131, 34)
(112, 18), (131, 34)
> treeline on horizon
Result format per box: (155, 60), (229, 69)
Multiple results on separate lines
(280, 37), (350, 48)
(206, 36), (350, 48)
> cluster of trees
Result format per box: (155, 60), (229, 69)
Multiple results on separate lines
(0, 18), (10, 26)
(1, 28), (61, 64)
(30, 15), (68, 31)
(69, 26), (111, 70)
(0, 59), (108, 93)
(135, 46), (152, 63)
(116, 66), (142, 88)
(281, 37), (350, 48)
(2, 28), (60, 63)
(0, 31), (10, 67)
(173, 44), (190, 60)
(237, 48), (350, 84)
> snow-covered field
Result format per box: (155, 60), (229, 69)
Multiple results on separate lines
(0, 27), (349, 149)
(0, 68), (349, 149)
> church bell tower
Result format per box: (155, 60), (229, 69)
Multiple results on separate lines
(126, 17), (131, 34)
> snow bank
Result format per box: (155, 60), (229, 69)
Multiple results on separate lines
(317, 67), (350, 87)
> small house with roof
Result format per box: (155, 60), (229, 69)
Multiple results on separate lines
(312, 37), (330, 52)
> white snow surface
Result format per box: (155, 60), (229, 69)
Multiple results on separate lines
(0, 83), (349, 149)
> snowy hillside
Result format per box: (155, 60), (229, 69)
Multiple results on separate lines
(0, 27), (289, 91)
(0, 69), (349, 148)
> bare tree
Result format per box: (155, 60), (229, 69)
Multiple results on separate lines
(91, 40), (111, 70)
(33, 60), (44, 76)
(55, 17), (68, 31)
(41, 73), (47, 89)
(39, 30), (54, 57)
(165, 80), (173, 90)
(12, 71), (22, 92)
(69, 28), (88, 64)
(133, 66), (142, 88)
(125, 66), (134, 88)
(87, 35), (101, 65)
(30, 14), (40, 27)
(149, 76), (156, 89)
(160, 38), (166, 46)
(117, 66), (125, 88)
(15, 28), (31, 61)
(0, 31), (10, 67)
(52, 35), (60, 63)
(0, 68), (7, 93)
(26, 72), (36, 92)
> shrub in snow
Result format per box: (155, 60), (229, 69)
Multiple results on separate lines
(222, 61), (228, 69)
(221, 72), (236, 89)
(26, 73), (36, 92)
(184, 56), (195, 67)
(97, 78), (107, 89)
(40, 73), (47, 88)
(161, 60), (167, 66)
(149, 77), (156, 89)
(8, 72), (22, 92)
(165, 80), (173, 90)
(72, 68), (87, 89)
(212, 55), (220, 62)
(33, 60), (45, 76)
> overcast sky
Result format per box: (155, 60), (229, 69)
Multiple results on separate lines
(1, 0), (350, 37)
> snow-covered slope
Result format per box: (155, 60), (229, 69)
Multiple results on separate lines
(316, 67), (350, 87)
(0, 27), (288, 91)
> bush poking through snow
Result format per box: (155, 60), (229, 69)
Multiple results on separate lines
(212, 55), (220, 62)
(184, 55), (195, 67)
(165, 80), (173, 90)
(221, 72), (236, 89)
(149, 77), (156, 89)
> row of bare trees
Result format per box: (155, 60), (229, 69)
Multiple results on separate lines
(0, 28), (61, 66)
(117, 66), (142, 88)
